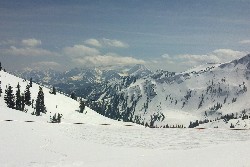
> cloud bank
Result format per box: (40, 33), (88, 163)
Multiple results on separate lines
(1, 38), (58, 57)
(63, 44), (144, 66)
(21, 38), (42, 47)
(239, 40), (250, 44)
(63, 45), (100, 57)
(157, 49), (247, 72)
(2, 37), (248, 72)
(4, 46), (58, 57)
(85, 38), (129, 48)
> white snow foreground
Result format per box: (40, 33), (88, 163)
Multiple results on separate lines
(1, 70), (250, 167)
(1, 109), (250, 167)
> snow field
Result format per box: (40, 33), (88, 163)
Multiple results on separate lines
(1, 108), (250, 167)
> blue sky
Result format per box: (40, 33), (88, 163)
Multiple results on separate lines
(0, 0), (250, 71)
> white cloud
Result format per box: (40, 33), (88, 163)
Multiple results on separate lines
(21, 38), (42, 47)
(159, 49), (247, 72)
(84, 38), (129, 48)
(72, 53), (145, 66)
(102, 38), (128, 48)
(63, 44), (100, 57)
(4, 46), (58, 57)
(84, 39), (102, 47)
(212, 49), (245, 60)
(239, 40), (250, 44)
(0, 39), (16, 46)
(64, 44), (144, 66)
(161, 54), (170, 58)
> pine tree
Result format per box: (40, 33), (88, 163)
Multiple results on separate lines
(50, 113), (62, 123)
(0, 62), (2, 71)
(70, 92), (77, 100)
(57, 113), (62, 123)
(15, 83), (22, 111)
(0, 80), (2, 97)
(29, 78), (33, 87)
(35, 86), (46, 116)
(79, 99), (85, 113)
(24, 85), (31, 106)
(4, 85), (15, 109)
(51, 86), (56, 95)
(21, 93), (25, 111)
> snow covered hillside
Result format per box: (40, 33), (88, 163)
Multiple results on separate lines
(0, 70), (136, 126)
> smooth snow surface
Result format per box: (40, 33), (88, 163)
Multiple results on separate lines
(1, 109), (250, 167)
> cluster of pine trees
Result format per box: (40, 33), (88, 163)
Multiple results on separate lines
(3, 82), (31, 112)
(0, 64), (88, 123)
(50, 113), (62, 123)
(1, 77), (47, 116)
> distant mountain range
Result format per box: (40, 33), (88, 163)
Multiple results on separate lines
(12, 64), (153, 98)
(12, 54), (250, 128)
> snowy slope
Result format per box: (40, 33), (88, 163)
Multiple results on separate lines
(1, 108), (250, 167)
(0, 70), (137, 126)
(86, 54), (250, 128)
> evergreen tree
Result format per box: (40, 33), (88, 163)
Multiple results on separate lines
(50, 113), (62, 123)
(0, 80), (2, 97)
(15, 83), (22, 110)
(70, 92), (77, 100)
(79, 99), (85, 113)
(32, 99), (34, 108)
(4, 85), (15, 109)
(57, 113), (62, 123)
(24, 85), (31, 106)
(51, 86), (56, 95)
(21, 93), (25, 111)
(53, 86), (56, 95)
(29, 78), (33, 87)
(35, 86), (46, 116)
(0, 62), (2, 71)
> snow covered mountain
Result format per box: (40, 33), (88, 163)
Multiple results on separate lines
(85, 54), (250, 128)
(12, 64), (153, 98)
(11, 55), (250, 128)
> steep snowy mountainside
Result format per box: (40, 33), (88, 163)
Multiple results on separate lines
(0, 70), (136, 126)
(86, 54), (250, 128)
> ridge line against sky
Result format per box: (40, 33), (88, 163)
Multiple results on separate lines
(0, 0), (249, 71)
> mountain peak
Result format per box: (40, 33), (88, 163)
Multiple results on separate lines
(127, 64), (152, 77)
